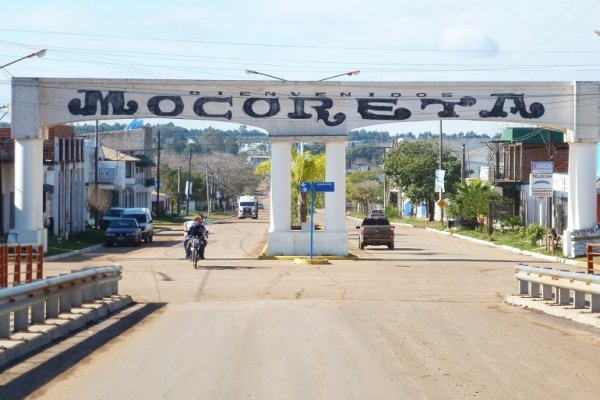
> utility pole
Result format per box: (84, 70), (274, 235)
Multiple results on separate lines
(206, 164), (211, 216)
(439, 120), (444, 225)
(156, 130), (160, 214)
(461, 143), (466, 181)
(94, 120), (99, 229)
(177, 166), (181, 215)
(186, 149), (192, 216)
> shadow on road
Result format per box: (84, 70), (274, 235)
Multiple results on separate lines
(0, 302), (166, 399)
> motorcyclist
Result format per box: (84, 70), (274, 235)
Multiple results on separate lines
(185, 215), (208, 259)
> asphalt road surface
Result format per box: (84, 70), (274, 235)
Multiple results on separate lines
(3, 211), (600, 399)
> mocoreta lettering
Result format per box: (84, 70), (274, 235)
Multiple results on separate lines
(67, 89), (546, 125)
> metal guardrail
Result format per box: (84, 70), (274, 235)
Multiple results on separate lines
(515, 263), (600, 312)
(0, 264), (122, 339)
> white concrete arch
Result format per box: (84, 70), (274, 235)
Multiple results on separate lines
(10, 78), (600, 256)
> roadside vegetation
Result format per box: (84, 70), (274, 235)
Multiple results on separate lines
(45, 211), (234, 257)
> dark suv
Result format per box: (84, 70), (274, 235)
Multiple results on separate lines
(100, 207), (126, 229)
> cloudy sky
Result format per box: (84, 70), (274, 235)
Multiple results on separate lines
(1, 0), (599, 135)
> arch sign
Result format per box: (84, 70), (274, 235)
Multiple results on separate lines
(10, 78), (600, 257)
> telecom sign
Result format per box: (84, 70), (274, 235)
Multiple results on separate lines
(300, 182), (335, 192)
(530, 173), (553, 197)
(530, 160), (553, 198)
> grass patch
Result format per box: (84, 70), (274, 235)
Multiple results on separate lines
(46, 228), (106, 257)
(45, 213), (234, 257)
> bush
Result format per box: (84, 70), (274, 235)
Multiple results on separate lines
(517, 223), (547, 245)
(499, 215), (522, 232)
(384, 207), (398, 219)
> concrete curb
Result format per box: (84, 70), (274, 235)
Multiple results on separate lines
(293, 258), (329, 265)
(0, 295), (133, 368)
(425, 228), (581, 267)
(506, 295), (600, 329)
(45, 243), (105, 262)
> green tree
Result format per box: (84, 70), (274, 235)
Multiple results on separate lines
(445, 179), (502, 229)
(200, 129), (226, 153)
(384, 141), (461, 221)
(347, 180), (380, 213)
(346, 171), (381, 212)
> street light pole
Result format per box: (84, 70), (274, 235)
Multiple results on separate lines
(0, 49), (47, 70)
(246, 69), (361, 82)
(318, 70), (360, 81)
(245, 70), (287, 81)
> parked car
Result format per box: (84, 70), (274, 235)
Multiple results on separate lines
(356, 217), (395, 250)
(258, 203), (265, 210)
(368, 209), (385, 219)
(104, 218), (142, 246)
(122, 207), (154, 242)
(100, 207), (126, 229)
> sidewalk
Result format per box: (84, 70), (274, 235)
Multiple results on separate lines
(426, 227), (600, 329)
(425, 227), (583, 268)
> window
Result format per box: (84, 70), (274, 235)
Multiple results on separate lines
(126, 162), (134, 178)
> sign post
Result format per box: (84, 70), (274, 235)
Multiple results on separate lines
(300, 182), (335, 258)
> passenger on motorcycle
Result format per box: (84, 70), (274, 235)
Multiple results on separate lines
(185, 215), (208, 259)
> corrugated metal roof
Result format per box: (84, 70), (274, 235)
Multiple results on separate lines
(501, 128), (565, 144)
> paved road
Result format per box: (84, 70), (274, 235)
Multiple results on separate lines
(4, 212), (600, 399)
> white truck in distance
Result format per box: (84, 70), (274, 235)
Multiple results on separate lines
(237, 195), (259, 219)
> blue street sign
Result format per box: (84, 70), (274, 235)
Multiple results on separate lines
(299, 182), (313, 192)
(300, 182), (335, 193)
(314, 182), (334, 192)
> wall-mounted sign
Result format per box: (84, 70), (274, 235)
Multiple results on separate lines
(530, 173), (553, 197)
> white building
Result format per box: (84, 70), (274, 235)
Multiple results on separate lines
(83, 127), (156, 223)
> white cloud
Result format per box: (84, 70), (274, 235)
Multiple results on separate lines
(435, 26), (499, 56)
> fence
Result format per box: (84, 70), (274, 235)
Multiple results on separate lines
(0, 244), (44, 287)
(587, 243), (600, 274)
(515, 263), (600, 312)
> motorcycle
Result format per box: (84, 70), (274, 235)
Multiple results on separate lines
(189, 232), (208, 269)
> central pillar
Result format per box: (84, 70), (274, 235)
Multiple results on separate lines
(563, 141), (598, 257)
(325, 140), (347, 231)
(11, 137), (45, 247)
(269, 140), (292, 232)
(267, 139), (293, 255)
(566, 142), (597, 230)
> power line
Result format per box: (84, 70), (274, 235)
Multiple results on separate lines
(2, 28), (600, 55)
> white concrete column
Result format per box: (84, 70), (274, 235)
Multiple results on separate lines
(325, 140), (347, 231)
(13, 137), (45, 245)
(566, 142), (596, 230)
(269, 140), (291, 232)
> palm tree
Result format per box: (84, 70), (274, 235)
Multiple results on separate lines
(446, 179), (502, 229)
(254, 148), (325, 224)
